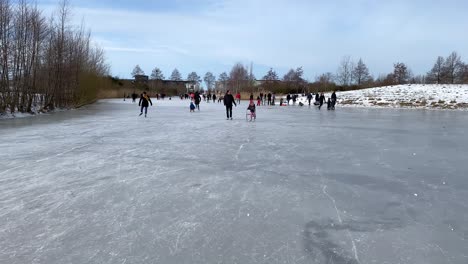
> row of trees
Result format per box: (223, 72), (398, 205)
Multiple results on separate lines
(0, 0), (108, 115)
(129, 51), (468, 96)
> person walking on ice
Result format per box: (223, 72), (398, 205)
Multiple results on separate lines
(224, 90), (237, 120)
(318, 92), (325, 110)
(139, 91), (153, 117)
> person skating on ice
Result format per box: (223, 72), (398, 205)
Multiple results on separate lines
(139, 91), (153, 117)
(247, 100), (256, 121)
(318, 92), (325, 110)
(224, 90), (237, 120)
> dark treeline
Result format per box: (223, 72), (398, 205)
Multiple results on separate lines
(131, 51), (468, 97)
(0, 0), (108, 115)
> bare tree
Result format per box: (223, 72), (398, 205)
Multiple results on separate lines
(316, 72), (334, 84)
(442, 51), (463, 84)
(426, 56), (445, 84)
(187, 72), (201, 84)
(218, 72), (229, 91)
(462, 63), (468, 84)
(203, 72), (215, 91)
(393, 62), (412, 84)
(131, 65), (144, 77)
(150, 67), (164, 80)
(263, 68), (279, 81)
(352, 58), (371, 85)
(0, 0), (108, 115)
(170, 68), (182, 81)
(229, 63), (249, 92)
(336, 56), (354, 86)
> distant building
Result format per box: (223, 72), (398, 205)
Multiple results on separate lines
(134, 75), (149, 83)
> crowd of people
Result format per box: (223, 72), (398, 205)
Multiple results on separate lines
(128, 90), (337, 119)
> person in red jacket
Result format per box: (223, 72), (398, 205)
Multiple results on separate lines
(235, 92), (241, 105)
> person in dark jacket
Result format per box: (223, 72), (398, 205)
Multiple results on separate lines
(213, 94), (217, 103)
(250, 93), (254, 101)
(327, 98), (331, 110)
(286, 94), (291, 105)
(267, 93), (272, 105)
(139, 92), (153, 117)
(319, 93), (326, 110)
(307, 93), (312, 106)
(224, 90), (237, 120)
(331, 91), (337, 110)
(315, 93), (320, 103)
(194, 91), (201, 110)
(132, 92), (138, 103)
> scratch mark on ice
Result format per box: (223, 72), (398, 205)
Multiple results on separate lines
(235, 144), (244, 160)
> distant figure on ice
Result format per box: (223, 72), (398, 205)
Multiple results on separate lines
(331, 91), (337, 110)
(315, 93), (320, 104)
(213, 94), (217, 103)
(250, 93), (254, 101)
(292, 95), (297, 105)
(287, 94), (291, 105)
(307, 93), (312, 106)
(247, 100), (256, 121)
(224, 90), (237, 120)
(132, 92), (138, 103)
(267, 93), (272, 105)
(319, 93), (325, 110)
(194, 91), (201, 111)
(139, 92), (153, 117)
(257, 95), (261, 106)
(190, 101), (196, 112)
(235, 92), (241, 105)
(327, 98), (331, 110)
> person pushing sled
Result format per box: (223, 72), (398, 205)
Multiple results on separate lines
(246, 100), (256, 121)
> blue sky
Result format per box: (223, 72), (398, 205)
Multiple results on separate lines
(38, 0), (468, 81)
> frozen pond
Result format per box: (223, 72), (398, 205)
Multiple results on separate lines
(1, 99), (468, 263)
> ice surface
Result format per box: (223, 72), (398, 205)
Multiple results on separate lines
(1, 99), (468, 263)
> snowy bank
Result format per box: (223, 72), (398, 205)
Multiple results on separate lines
(336, 84), (468, 110)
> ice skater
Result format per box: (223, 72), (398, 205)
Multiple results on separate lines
(235, 92), (241, 105)
(190, 101), (196, 112)
(194, 91), (201, 111)
(318, 92), (325, 110)
(139, 91), (153, 117)
(247, 100), (256, 121)
(331, 91), (337, 110)
(224, 90), (237, 120)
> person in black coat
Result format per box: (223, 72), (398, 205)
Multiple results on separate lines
(267, 93), (272, 105)
(286, 94), (291, 105)
(223, 90), (237, 120)
(138, 91), (153, 117)
(315, 93), (320, 103)
(331, 91), (337, 110)
(307, 93), (312, 106)
(319, 93), (325, 110)
(194, 91), (201, 110)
